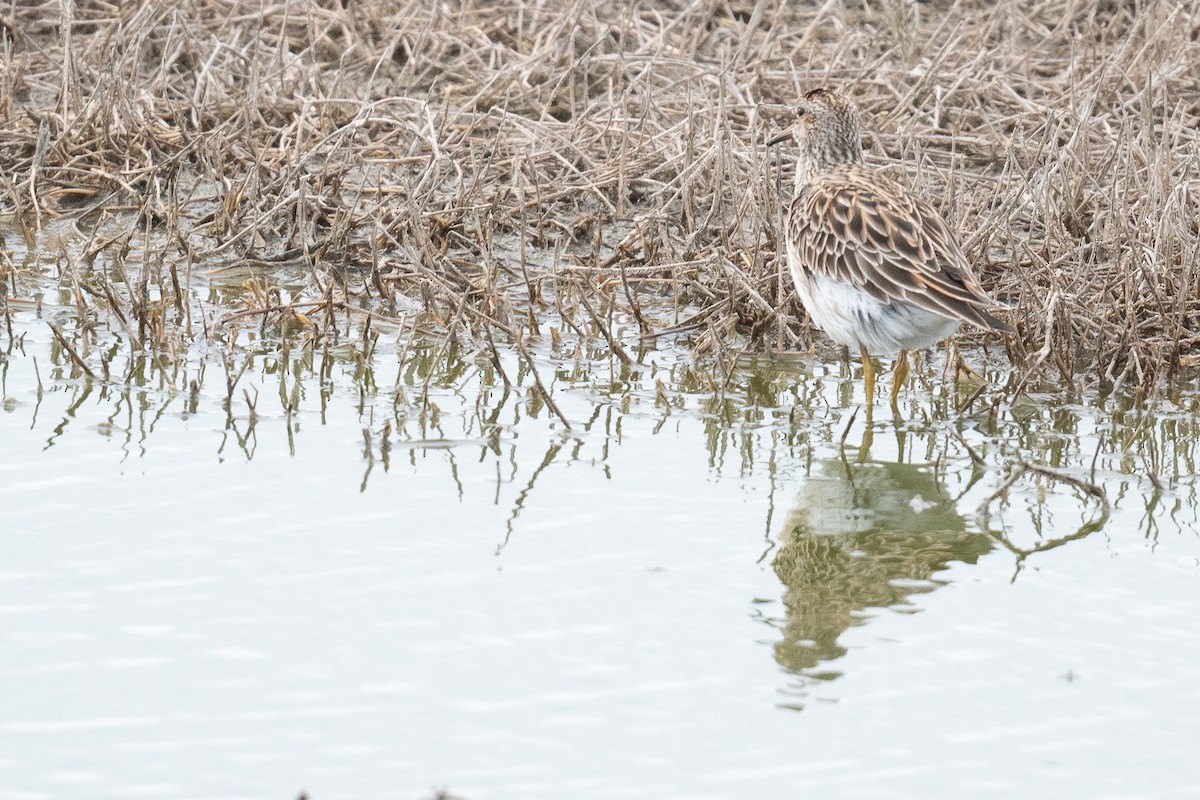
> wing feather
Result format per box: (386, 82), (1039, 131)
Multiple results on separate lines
(788, 165), (1012, 332)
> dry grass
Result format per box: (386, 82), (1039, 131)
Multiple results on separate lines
(3, 0), (1200, 395)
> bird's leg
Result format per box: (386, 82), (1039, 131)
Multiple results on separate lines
(860, 345), (876, 419)
(890, 349), (910, 409)
(947, 339), (983, 398)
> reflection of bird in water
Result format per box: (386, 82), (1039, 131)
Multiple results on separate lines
(769, 88), (1011, 411)
(771, 456), (992, 697)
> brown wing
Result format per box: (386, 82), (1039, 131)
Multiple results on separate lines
(789, 165), (1012, 332)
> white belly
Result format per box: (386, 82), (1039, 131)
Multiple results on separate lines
(792, 270), (960, 355)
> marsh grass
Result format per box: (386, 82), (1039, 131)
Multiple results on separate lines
(3, 0), (1200, 398)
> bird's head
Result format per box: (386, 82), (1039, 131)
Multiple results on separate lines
(768, 88), (864, 177)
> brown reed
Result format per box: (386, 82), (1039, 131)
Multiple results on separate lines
(3, 0), (1200, 394)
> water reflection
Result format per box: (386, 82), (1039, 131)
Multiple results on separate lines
(5, 239), (1200, 800)
(975, 459), (1112, 577)
(771, 452), (993, 707)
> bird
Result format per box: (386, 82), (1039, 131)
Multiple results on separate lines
(768, 88), (1012, 411)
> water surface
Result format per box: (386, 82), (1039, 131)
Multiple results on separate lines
(2, 229), (1199, 799)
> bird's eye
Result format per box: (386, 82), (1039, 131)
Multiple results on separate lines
(796, 108), (807, 118)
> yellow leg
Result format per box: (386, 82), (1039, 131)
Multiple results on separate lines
(891, 349), (910, 409)
(860, 345), (876, 417)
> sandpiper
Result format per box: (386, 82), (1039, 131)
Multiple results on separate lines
(769, 88), (1011, 409)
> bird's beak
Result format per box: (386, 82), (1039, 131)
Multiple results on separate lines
(767, 127), (792, 147)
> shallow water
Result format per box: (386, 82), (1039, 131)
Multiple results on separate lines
(2, 229), (1199, 800)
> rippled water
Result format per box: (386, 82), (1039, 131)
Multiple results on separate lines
(2, 228), (1199, 799)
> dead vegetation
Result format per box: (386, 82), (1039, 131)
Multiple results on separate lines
(2, 0), (1200, 394)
